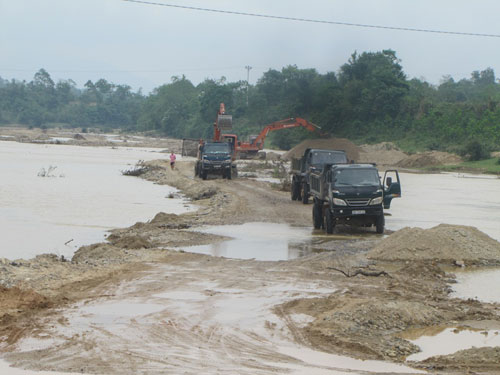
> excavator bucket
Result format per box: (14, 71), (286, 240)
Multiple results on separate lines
(217, 114), (233, 131)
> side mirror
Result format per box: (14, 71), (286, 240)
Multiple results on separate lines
(386, 176), (392, 187)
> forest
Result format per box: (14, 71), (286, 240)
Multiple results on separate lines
(1, 50), (500, 155)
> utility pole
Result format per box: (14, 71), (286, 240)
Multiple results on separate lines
(245, 65), (252, 107)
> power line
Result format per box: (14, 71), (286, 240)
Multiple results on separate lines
(0, 66), (252, 74)
(121, 0), (500, 38)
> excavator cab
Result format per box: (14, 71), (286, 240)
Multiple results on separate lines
(222, 134), (237, 160)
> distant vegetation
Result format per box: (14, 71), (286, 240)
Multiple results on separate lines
(1, 50), (500, 156)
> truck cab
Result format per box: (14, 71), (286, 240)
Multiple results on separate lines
(195, 141), (234, 180)
(310, 164), (401, 234)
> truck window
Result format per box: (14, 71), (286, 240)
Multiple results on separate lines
(333, 169), (380, 186)
(311, 152), (347, 165)
(204, 143), (231, 153)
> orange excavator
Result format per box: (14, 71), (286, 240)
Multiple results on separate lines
(213, 103), (327, 158)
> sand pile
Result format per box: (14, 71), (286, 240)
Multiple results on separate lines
(397, 151), (462, 168)
(108, 235), (153, 249)
(368, 224), (500, 264)
(358, 142), (408, 166)
(282, 138), (361, 162)
(0, 286), (51, 314)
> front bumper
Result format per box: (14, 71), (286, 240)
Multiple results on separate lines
(202, 162), (232, 172)
(331, 206), (383, 218)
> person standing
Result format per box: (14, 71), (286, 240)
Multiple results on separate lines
(169, 151), (176, 170)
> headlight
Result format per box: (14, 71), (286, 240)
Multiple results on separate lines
(370, 196), (383, 205)
(333, 198), (347, 206)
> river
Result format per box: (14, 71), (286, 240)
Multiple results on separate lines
(0, 141), (193, 260)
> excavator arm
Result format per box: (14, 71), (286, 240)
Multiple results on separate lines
(251, 118), (327, 149)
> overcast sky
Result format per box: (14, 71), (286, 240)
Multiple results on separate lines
(1, 0), (500, 93)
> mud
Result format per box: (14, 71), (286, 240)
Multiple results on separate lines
(358, 142), (409, 166)
(0, 136), (499, 374)
(0, 126), (183, 151)
(397, 151), (463, 168)
(281, 137), (361, 162)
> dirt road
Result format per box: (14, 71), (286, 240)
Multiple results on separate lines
(1, 159), (500, 374)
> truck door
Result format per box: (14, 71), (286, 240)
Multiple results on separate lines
(382, 170), (401, 209)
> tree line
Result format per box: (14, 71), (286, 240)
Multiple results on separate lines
(1, 50), (500, 155)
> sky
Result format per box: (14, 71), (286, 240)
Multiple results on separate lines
(1, 0), (500, 93)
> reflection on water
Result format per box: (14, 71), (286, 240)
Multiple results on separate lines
(405, 327), (500, 361)
(183, 222), (315, 261)
(0, 141), (192, 260)
(450, 268), (500, 303)
(386, 172), (500, 241)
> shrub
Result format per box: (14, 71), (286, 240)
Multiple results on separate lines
(463, 140), (490, 161)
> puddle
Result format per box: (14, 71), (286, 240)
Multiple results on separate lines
(255, 177), (282, 184)
(182, 222), (315, 261)
(60, 300), (168, 330)
(450, 268), (500, 303)
(406, 327), (500, 361)
(79, 301), (165, 319)
(0, 141), (193, 259)
(154, 291), (208, 301)
(279, 346), (423, 373)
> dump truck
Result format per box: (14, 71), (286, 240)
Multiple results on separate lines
(310, 163), (401, 234)
(290, 148), (348, 204)
(195, 141), (234, 180)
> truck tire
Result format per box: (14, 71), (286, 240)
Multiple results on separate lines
(226, 168), (232, 180)
(302, 183), (309, 204)
(312, 202), (323, 229)
(195, 163), (200, 177)
(325, 210), (335, 234)
(376, 214), (385, 234)
(291, 179), (299, 201)
(202, 170), (207, 180)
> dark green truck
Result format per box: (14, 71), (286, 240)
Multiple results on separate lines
(195, 141), (234, 180)
(310, 164), (401, 234)
(290, 148), (348, 204)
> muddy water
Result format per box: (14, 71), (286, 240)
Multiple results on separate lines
(183, 172), (500, 261)
(450, 268), (500, 303)
(183, 222), (314, 261)
(0, 141), (192, 260)
(0, 359), (93, 375)
(405, 327), (500, 362)
(386, 172), (500, 241)
(7, 263), (422, 375)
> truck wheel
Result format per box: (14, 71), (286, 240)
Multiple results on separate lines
(302, 184), (309, 204)
(195, 163), (200, 177)
(202, 170), (207, 180)
(312, 203), (323, 229)
(291, 179), (299, 200)
(226, 168), (232, 180)
(376, 215), (385, 234)
(325, 210), (335, 234)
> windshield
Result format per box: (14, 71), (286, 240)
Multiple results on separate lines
(333, 169), (380, 186)
(311, 151), (347, 165)
(204, 143), (231, 153)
